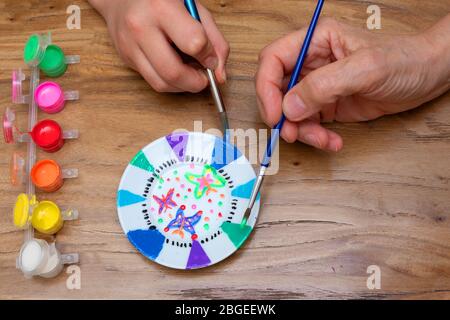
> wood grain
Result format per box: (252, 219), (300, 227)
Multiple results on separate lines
(0, 0), (449, 299)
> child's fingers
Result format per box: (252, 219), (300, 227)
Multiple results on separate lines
(139, 28), (208, 92)
(133, 44), (181, 92)
(197, 4), (230, 83)
(159, 0), (219, 71)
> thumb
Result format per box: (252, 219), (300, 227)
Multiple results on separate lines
(282, 53), (367, 122)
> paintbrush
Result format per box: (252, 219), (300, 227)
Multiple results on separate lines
(241, 0), (325, 226)
(184, 0), (230, 138)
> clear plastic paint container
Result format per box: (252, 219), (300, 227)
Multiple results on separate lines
(35, 81), (79, 113)
(23, 33), (80, 77)
(2, 108), (78, 152)
(13, 193), (78, 235)
(16, 238), (78, 279)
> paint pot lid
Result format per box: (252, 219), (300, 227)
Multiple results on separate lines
(14, 193), (33, 228)
(3, 107), (16, 144)
(116, 132), (261, 270)
(35, 81), (63, 110)
(23, 33), (51, 67)
(10, 152), (25, 186)
(31, 159), (61, 188)
(31, 119), (62, 148)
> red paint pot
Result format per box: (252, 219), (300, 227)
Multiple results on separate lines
(31, 159), (63, 192)
(31, 119), (64, 153)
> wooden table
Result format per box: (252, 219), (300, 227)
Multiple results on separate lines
(0, 0), (449, 299)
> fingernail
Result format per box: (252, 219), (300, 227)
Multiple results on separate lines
(204, 56), (218, 70)
(304, 134), (323, 149)
(283, 93), (307, 120)
(222, 68), (227, 83)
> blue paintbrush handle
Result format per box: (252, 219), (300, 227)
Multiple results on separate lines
(184, 0), (201, 21)
(261, 0), (325, 167)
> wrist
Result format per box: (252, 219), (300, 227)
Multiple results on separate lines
(88, 0), (110, 19)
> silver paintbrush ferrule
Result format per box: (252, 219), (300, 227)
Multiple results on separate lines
(242, 166), (267, 223)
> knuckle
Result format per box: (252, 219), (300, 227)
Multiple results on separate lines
(187, 31), (208, 56)
(124, 12), (143, 34)
(164, 68), (182, 83)
(303, 74), (332, 97)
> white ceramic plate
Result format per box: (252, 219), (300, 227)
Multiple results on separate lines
(117, 132), (260, 269)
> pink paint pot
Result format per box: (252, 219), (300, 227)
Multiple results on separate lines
(31, 119), (64, 153)
(35, 81), (65, 113)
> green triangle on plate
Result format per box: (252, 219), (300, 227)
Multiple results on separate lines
(130, 150), (154, 172)
(220, 221), (252, 249)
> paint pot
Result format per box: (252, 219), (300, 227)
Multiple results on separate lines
(31, 201), (64, 234)
(35, 81), (79, 114)
(30, 159), (78, 192)
(16, 238), (79, 279)
(3, 109), (79, 149)
(13, 193), (79, 235)
(23, 33), (80, 77)
(31, 119), (64, 152)
(39, 45), (67, 77)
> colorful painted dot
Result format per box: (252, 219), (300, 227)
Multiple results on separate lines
(159, 178), (164, 184)
(180, 184), (185, 189)
(175, 177), (180, 182)
(204, 217), (210, 222)
(207, 199), (212, 203)
(158, 185), (162, 189)
(203, 223), (210, 231)
(188, 188), (192, 192)
(220, 194), (225, 198)
(183, 195), (188, 200)
(209, 209), (214, 214)
(191, 204), (197, 210)
(173, 170), (178, 175)
(218, 201), (223, 207)
(150, 207), (155, 212)
(176, 193), (180, 197)
(189, 163), (195, 169)
(158, 218), (163, 224)
(218, 212), (223, 218)
(166, 178), (171, 182)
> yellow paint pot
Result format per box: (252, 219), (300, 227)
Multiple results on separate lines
(13, 193), (77, 235)
(31, 201), (64, 235)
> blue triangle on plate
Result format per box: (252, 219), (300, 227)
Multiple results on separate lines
(127, 229), (165, 260)
(117, 190), (146, 207)
(231, 179), (260, 200)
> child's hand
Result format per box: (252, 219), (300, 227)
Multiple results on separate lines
(89, 0), (229, 92)
(256, 16), (450, 152)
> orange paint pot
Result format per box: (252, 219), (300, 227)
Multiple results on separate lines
(31, 159), (63, 192)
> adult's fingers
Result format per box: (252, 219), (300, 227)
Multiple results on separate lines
(256, 27), (332, 127)
(139, 28), (209, 92)
(297, 119), (343, 152)
(282, 50), (380, 122)
(159, 0), (219, 71)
